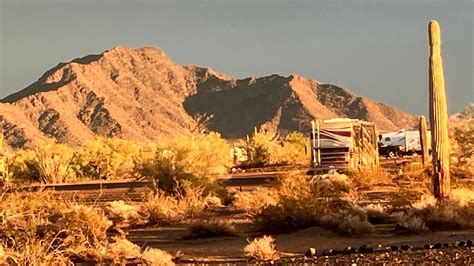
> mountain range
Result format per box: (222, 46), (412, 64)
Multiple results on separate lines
(0, 46), (419, 148)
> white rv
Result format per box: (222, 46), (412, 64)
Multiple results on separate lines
(378, 130), (431, 157)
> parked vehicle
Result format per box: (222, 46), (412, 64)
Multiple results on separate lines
(378, 130), (431, 158)
(310, 118), (379, 171)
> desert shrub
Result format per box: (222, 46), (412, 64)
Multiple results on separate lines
(393, 212), (428, 233)
(0, 191), (112, 264)
(0, 190), (173, 264)
(135, 132), (231, 193)
(450, 118), (474, 179)
(33, 141), (76, 183)
(104, 200), (148, 230)
(106, 237), (142, 263)
(73, 137), (141, 180)
(310, 172), (353, 198)
(280, 132), (310, 164)
(319, 206), (374, 235)
(362, 203), (391, 224)
(7, 149), (38, 183)
(252, 172), (374, 234)
(144, 183), (207, 224)
(409, 202), (474, 230)
(244, 235), (279, 261)
(9, 141), (76, 183)
(347, 167), (392, 190)
(189, 219), (238, 238)
(105, 237), (175, 265)
(244, 130), (282, 167)
(233, 188), (279, 214)
(404, 190), (474, 231)
(450, 187), (474, 206)
(242, 131), (310, 166)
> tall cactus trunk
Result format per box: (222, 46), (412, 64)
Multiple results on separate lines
(419, 115), (429, 167)
(428, 20), (450, 200)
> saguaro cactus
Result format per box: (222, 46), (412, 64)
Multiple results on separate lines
(419, 115), (429, 166)
(428, 20), (450, 200)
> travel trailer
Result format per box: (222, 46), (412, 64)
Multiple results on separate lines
(378, 130), (431, 158)
(310, 118), (379, 171)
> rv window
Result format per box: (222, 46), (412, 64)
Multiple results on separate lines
(384, 137), (391, 141)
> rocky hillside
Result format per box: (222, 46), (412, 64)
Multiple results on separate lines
(0, 46), (418, 148)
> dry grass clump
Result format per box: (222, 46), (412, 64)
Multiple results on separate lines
(189, 219), (238, 238)
(141, 247), (175, 266)
(244, 235), (280, 261)
(106, 237), (175, 265)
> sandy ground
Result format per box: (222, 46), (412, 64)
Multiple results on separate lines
(126, 221), (474, 263)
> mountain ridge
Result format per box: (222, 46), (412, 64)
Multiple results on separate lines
(1, 46), (418, 148)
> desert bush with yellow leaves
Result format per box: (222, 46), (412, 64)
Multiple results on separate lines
(8, 141), (76, 183)
(135, 132), (231, 193)
(73, 137), (141, 180)
(239, 130), (309, 167)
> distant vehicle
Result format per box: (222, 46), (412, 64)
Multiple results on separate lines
(378, 130), (431, 158)
(310, 118), (379, 171)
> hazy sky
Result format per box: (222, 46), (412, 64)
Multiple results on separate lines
(1, 0), (472, 115)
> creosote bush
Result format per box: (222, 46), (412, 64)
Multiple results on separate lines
(241, 130), (310, 167)
(135, 132), (231, 194)
(9, 141), (76, 183)
(73, 138), (141, 180)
